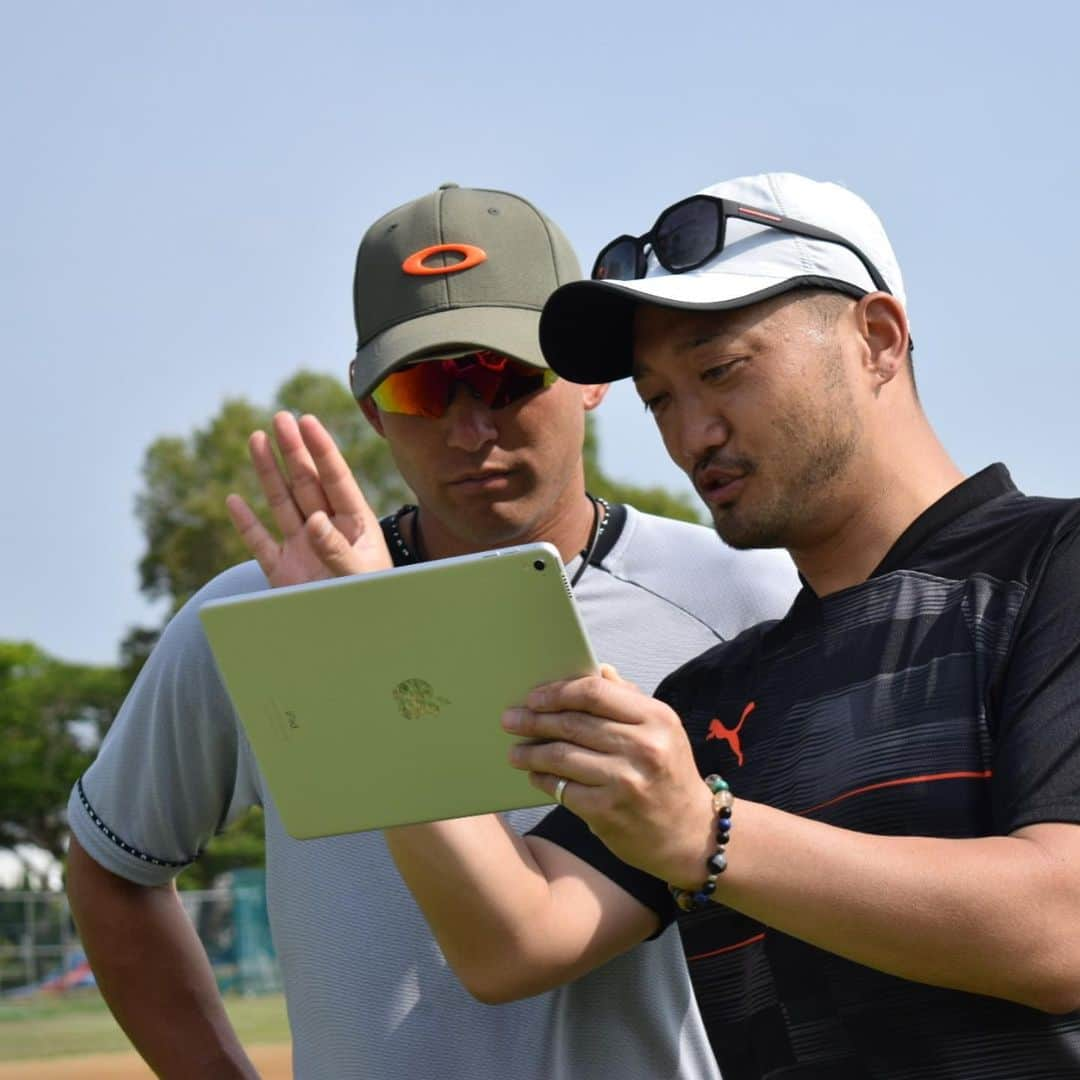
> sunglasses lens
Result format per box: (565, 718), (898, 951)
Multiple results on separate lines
(592, 238), (641, 281)
(371, 364), (451, 417)
(476, 357), (555, 407)
(454, 352), (555, 409)
(371, 353), (555, 417)
(653, 198), (720, 271)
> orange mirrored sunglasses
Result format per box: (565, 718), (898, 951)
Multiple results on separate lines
(369, 351), (558, 418)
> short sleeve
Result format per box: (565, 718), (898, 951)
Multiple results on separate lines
(67, 563), (267, 886)
(993, 525), (1080, 832)
(527, 806), (677, 928)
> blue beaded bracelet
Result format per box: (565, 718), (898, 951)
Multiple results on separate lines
(669, 774), (733, 913)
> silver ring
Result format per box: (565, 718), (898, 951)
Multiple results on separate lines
(554, 777), (569, 806)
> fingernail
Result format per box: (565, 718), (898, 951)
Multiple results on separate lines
(502, 708), (523, 732)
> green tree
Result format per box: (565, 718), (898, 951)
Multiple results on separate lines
(0, 641), (125, 868)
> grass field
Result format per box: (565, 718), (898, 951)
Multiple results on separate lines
(0, 989), (290, 1064)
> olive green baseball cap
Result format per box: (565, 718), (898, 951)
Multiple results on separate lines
(349, 183), (581, 400)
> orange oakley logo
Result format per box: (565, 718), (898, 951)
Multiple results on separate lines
(706, 701), (756, 767)
(401, 243), (488, 276)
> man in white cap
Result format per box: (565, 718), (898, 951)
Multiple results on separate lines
(374, 174), (1080, 1077)
(65, 184), (797, 1079)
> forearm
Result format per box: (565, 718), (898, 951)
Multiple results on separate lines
(66, 839), (259, 1078)
(709, 805), (1080, 1011)
(385, 814), (655, 1003)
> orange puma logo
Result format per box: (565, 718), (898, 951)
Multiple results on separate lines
(706, 701), (756, 766)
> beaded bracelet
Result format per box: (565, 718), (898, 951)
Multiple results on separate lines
(669, 774), (733, 912)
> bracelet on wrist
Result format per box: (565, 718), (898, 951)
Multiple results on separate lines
(669, 774), (733, 913)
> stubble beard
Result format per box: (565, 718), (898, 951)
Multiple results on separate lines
(710, 359), (861, 552)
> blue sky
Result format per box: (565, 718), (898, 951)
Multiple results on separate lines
(3, 2), (1078, 665)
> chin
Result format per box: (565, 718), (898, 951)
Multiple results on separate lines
(711, 510), (789, 552)
(460, 507), (537, 548)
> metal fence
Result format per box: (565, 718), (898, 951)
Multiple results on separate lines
(0, 870), (280, 997)
(0, 889), (76, 995)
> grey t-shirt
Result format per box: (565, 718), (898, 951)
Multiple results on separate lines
(69, 506), (798, 1079)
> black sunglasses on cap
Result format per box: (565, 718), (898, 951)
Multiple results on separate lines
(591, 194), (892, 296)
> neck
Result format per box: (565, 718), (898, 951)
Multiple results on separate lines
(792, 431), (964, 596)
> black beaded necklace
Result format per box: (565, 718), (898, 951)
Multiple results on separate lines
(386, 494), (610, 588)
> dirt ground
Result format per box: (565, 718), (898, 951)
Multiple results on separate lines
(0, 1043), (291, 1079)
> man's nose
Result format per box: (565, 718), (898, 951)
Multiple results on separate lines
(670, 396), (731, 474)
(443, 385), (499, 452)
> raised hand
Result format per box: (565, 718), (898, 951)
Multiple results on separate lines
(226, 411), (393, 587)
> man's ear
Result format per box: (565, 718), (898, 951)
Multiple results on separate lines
(581, 383), (611, 412)
(857, 293), (909, 388)
(358, 397), (386, 436)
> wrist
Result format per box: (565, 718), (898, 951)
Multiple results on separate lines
(668, 775), (734, 911)
(663, 780), (716, 889)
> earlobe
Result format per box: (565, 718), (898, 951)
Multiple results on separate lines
(358, 397), (386, 437)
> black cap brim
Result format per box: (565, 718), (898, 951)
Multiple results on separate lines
(539, 281), (640, 385)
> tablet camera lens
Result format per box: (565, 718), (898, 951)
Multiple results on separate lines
(533, 559), (546, 571)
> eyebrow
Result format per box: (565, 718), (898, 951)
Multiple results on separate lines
(686, 330), (732, 350)
(631, 330), (737, 381)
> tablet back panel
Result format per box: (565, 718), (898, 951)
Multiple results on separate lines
(199, 543), (596, 837)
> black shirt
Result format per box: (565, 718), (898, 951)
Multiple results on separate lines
(531, 465), (1080, 1078)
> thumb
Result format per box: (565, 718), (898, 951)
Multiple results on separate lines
(599, 663), (631, 686)
(598, 663), (642, 700)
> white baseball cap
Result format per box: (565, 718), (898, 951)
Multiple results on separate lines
(539, 172), (906, 384)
